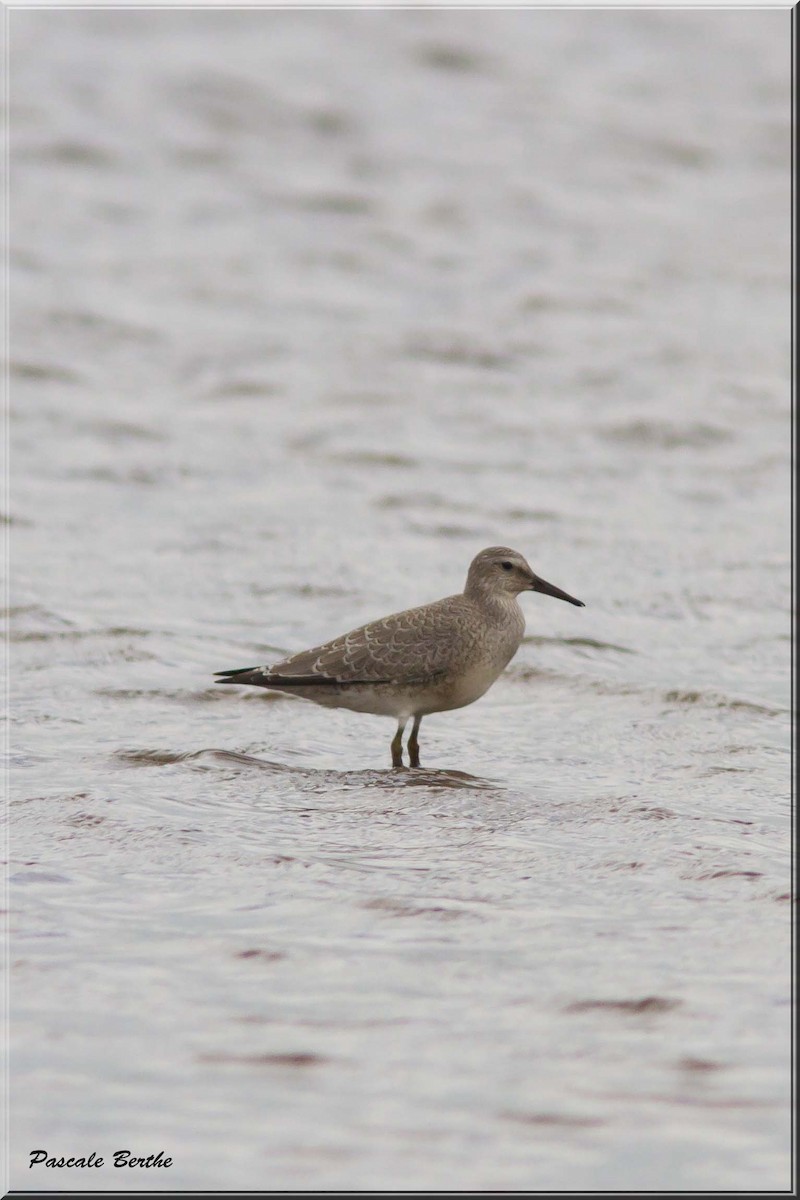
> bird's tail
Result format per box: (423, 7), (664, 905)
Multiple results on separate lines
(214, 666), (274, 688)
(214, 667), (385, 689)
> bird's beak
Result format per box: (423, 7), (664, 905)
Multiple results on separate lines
(529, 573), (585, 607)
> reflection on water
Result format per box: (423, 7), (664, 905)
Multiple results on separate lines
(113, 748), (501, 793)
(9, 4), (790, 1193)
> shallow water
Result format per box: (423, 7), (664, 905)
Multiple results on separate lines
(7, 6), (792, 1191)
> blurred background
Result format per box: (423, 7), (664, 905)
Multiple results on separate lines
(8, 6), (792, 1191)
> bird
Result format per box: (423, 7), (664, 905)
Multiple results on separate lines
(215, 546), (584, 768)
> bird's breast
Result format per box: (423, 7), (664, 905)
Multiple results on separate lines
(431, 614), (524, 713)
(438, 659), (506, 711)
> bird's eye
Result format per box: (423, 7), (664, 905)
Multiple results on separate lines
(500, 561), (513, 571)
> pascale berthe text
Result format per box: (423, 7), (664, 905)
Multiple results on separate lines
(29, 1150), (172, 1169)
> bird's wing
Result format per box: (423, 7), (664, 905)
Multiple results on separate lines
(216, 595), (475, 688)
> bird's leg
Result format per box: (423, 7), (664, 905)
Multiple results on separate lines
(408, 716), (422, 769)
(391, 719), (407, 769)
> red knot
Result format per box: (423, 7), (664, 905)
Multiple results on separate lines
(215, 547), (584, 768)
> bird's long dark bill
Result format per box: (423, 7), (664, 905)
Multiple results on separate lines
(531, 575), (585, 607)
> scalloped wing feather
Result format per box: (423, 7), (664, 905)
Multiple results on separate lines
(270, 594), (478, 685)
